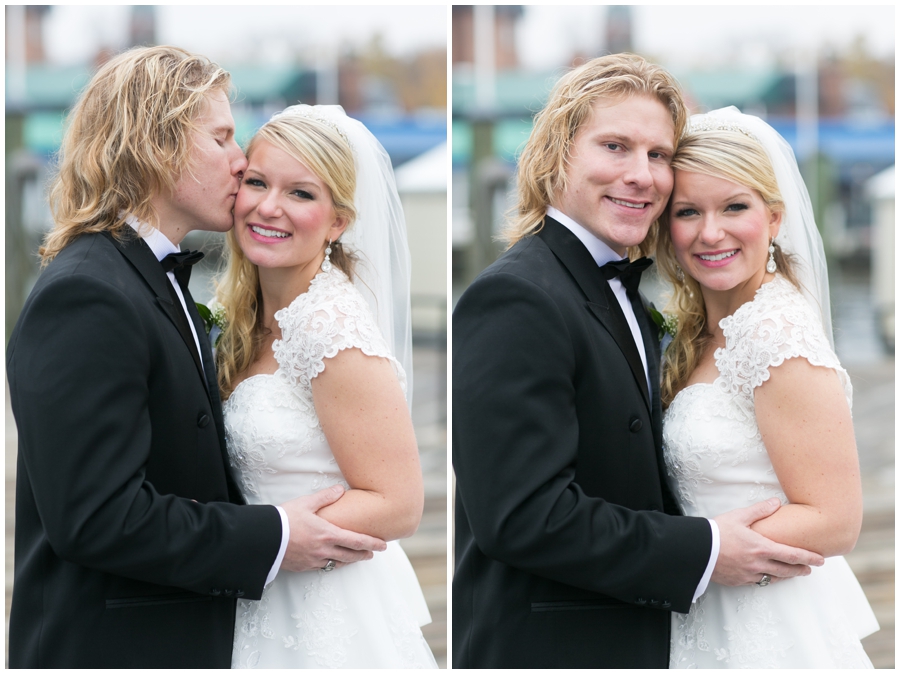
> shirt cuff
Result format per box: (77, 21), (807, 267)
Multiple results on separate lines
(265, 506), (290, 586)
(693, 518), (720, 602)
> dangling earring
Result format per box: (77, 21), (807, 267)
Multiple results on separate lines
(321, 238), (333, 272)
(675, 265), (684, 283)
(766, 238), (777, 273)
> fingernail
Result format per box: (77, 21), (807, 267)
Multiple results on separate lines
(767, 497), (780, 507)
(331, 485), (343, 493)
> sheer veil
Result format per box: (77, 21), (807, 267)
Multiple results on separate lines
(688, 106), (834, 348)
(271, 105), (414, 406)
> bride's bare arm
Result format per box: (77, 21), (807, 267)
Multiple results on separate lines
(310, 347), (424, 541)
(750, 356), (862, 557)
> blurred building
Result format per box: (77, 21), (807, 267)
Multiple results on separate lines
(451, 5), (895, 296)
(5, 5), (447, 338)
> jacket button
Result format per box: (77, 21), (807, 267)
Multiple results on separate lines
(635, 597), (647, 605)
(224, 589), (234, 597)
(235, 589), (245, 597)
(649, 599), (659, 606)
(661, 600), (671, 609)
(210, 588), (221, 596)
(198, 414), (210, 428)
(629, 418), (642, 433)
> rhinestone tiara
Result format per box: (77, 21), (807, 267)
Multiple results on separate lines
(270, 106), (352, 149)
(688, 117), (759, 142)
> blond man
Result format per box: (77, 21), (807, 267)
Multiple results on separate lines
(7, 45), (383, 668)
(452, 53), (823, 668)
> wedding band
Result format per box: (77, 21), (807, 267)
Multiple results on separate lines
(323, 559), (336, 572)
(756, 573), (771, 587)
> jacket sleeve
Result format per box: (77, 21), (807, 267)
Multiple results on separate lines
(7, 271), (282, 600)
(452, 270), (712, 612)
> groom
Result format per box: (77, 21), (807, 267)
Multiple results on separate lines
(452, 53), (824, 668)
(7, 46), (385, 668)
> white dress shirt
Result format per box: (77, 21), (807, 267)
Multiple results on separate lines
(546, 206), (718, 602)
(127, 216), (289, 585)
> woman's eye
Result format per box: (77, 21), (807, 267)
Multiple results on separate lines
(674, 208), (698, 218)
(292, 189), (314, 199)
(245, 177), (265, 187)
(725, 202), (749, 212)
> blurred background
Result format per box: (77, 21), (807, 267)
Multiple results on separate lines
(451, 5), (893, 668)
(5, 5), (447, 667)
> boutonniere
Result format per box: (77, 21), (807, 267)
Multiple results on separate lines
(649, 306), (677, 353)
(196, 300), (226, 348)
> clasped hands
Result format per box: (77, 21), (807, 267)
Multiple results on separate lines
(712, 497), (824, 587)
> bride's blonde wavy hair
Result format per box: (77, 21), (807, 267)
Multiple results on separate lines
(40, 46), (230, 264)
(215, 115), (357, 400)
(656, 129), (801, 408)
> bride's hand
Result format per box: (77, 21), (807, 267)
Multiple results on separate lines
(711, 497), (825, 587)
(279, 485), (387, 572)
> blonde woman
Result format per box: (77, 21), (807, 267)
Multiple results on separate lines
(216, 106), (435, 668)
(657, 107), (878, 667)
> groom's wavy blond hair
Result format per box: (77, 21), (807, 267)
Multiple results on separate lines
(40, 45), (231, 264)
(215, 114), (357, 401)
(502, 53), (688, 259)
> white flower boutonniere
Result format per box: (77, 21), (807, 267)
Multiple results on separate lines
(649, 306), (677, 354)
(195, 300), (226, 348)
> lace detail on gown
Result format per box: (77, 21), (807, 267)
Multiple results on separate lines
(225, 266), (435, 669)
(663, 276), (876, 668)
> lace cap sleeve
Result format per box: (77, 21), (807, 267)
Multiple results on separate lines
(272, 269), (407, 395)
(716, 277), (852, 409)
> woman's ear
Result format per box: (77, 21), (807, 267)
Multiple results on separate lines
(769, 208), (783, 240)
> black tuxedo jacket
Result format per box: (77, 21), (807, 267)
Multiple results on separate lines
(452, 217), (713, 668)
(7, 231), (283, 668)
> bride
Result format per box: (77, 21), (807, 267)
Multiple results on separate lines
(656, 107), (878, 668)
(214, 105), (437, 668)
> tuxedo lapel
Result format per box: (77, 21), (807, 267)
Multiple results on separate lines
(537, 218), (651, 412)
(184, 295), (246, 504)
(104, 232), (206, 389)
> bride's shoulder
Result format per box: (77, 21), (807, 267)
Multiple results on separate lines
(723, 275), (822, 343)
(275, 267), (370, 335)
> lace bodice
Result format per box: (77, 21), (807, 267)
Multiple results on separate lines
(224, 266), (406, 504)
(663, 276), (851, 518)
(223, 267), (434, 669)
(663, 276), (874, 669)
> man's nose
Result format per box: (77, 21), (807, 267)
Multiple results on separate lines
(623, 155), (653, 189)
(230, 140), (248, 176)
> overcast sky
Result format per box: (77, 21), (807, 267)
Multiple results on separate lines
(518, 5), (895, 70)
(43, 5), (448, 65)
(39, 4), (893, 71)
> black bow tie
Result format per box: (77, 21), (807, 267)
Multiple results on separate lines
(600, 257), (653, 296)
(161, 249), (205, 287)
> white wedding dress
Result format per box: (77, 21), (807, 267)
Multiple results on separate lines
(663, 276), (879, 668)
(224, 266), (437, 669)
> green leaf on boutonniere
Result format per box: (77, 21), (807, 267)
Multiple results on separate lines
(649, 306), (677, 342)
(195, 301), (227, 347)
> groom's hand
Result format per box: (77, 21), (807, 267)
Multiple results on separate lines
(711, 497), (825, 586)
(279, 485), (387, 572)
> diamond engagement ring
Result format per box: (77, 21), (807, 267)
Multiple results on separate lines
(756, 573), (771, 587)
(323, 559), (337, 572)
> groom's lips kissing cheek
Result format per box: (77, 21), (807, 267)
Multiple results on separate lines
(551, 94), (675, 256)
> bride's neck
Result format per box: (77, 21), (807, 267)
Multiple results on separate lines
(257, 259), (324, 327)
